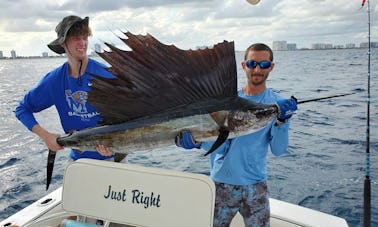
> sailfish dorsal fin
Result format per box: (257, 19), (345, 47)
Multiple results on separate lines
(88, 32), (237, 125)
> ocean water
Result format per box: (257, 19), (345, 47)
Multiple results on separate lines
(0, 48), (377, 226)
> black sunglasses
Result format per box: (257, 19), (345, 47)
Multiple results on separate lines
(245, 60), (271, 69)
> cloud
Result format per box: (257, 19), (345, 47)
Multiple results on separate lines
(0, 0), (377, 57)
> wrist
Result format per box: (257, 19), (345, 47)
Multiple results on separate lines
(275, 119), (286, 126)
(32, 124), (50, 140)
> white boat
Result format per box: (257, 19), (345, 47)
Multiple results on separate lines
(0, 159), (349, 227)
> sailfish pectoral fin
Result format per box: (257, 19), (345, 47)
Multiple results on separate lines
(46, 149), (56, 191)
(204, 127), (230, 156)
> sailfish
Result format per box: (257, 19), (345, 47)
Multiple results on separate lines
(46, 32), (280, 190)
(57, 32), (279, 154)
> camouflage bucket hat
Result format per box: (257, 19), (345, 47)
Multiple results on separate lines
(47, 15), (89, 54)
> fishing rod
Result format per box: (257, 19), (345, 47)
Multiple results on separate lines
(362, 0), (371, 226)
(296, 92), (355, 104)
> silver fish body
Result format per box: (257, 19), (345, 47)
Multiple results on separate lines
(57, 100), (278, 154)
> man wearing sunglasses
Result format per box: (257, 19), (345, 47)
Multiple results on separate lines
(176, 43), (297, 227)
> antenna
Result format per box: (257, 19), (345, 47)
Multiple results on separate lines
(362, 0), (371, 226)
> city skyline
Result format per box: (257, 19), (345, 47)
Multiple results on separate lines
(1, 40), (377, 59)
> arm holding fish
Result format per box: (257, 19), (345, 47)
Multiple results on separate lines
(173, 97), (297, 152)
(269, 97), (297, 155)
(175, 130), (231, 156)
(96, 144), (115, 156)
(32, 124), (64, 151)
(14, 78), (114, 156)
(175, 130), (202, 149)
(15, 85), (64, 152)
(31, 123), (114, 155)
(275, 97), (297, 124)
(269, 120), (290, 156)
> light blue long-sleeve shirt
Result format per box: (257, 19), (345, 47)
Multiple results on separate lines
(201, 88), (290, 185)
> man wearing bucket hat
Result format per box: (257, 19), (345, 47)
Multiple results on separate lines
(47, 15), (89, 55)
(15, 15), (116, 161)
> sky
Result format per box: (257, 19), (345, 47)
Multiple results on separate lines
(0, 0), (377, 57)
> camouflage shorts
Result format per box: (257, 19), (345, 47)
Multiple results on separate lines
(213, 181), (270, 227)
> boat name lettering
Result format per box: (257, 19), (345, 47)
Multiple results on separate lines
(132, 189), (161, 209)
(104, 185), (126, 201)
(103, 185), (161, 209)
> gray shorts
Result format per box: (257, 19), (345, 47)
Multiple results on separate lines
(213, 181), (270, 227)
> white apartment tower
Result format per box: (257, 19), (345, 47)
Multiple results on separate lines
(272, 41), (287, 51)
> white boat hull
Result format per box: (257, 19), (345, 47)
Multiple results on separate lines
(0, 159), (348, 227)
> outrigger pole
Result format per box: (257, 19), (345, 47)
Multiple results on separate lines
(362, 0), (371, 226)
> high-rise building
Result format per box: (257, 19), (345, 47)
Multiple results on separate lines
(287, 43), (297, 51)
(312, 43), (333, 49)
(11, 50), (16, 59)
(94, 43), (101, 53)
(0, 51), (3, 59)
(272, 41), (287, 51)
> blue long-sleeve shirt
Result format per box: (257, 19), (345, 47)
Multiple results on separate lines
(15, 58), (115, 160)
(201, 88), (289, 185)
